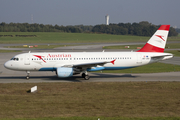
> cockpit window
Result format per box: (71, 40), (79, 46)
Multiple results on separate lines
(10, 57), (19, 61)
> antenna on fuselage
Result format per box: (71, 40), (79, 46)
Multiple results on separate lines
(29, 51), (31, 53)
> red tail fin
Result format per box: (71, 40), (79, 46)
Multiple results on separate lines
(137, 25), (170, 52)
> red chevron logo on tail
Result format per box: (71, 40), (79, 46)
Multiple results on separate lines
(155, 35), (165, 41)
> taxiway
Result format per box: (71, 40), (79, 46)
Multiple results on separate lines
(0, 43), (180, 83)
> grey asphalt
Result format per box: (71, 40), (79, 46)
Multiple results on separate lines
(0, 43), (180, 83)
(1, 71), (180, 83)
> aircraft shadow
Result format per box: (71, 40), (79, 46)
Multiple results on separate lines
(0, 73), (139, 82)
(0, 76), (82, 82)
(90, 73), (138, 78)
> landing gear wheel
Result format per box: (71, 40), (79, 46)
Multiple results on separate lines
(82, 73), (86, 78)
(26, 76), (29, 80)
(26, 71), (30, 80)
(82, 72), (90, 80)
(84, 75), (90, 80)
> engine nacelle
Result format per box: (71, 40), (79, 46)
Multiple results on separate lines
(57, 67), (73, 78)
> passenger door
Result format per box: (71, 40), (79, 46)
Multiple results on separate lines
(24, 54), (30, 65)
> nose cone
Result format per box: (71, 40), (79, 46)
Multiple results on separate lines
(4, 61), (12, 69)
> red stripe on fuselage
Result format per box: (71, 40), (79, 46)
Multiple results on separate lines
(33, 55), (46, 63)
(158, 25), (170, 31)
(137, 43), (164, 52)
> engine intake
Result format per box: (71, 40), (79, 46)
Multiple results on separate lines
(57, 67), (73, 78)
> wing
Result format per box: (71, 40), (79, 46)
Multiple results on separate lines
(63, 59), (115, 68)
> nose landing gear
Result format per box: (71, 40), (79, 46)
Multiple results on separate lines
(26, 71), (30, 80)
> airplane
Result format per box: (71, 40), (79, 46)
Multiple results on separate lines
(4, 25), (173, 80)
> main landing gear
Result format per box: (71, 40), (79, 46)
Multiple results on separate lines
(26, 71), (30, 80)
(82, 72), (90, 80)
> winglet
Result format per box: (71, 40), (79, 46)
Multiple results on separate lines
(137, 25), (170, 52)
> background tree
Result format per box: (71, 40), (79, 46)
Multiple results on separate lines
(92, 21), (178, 37)
(0, 22), (178, 37)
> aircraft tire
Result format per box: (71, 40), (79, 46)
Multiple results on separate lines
(26, 76), (29, 80)
(84, 75), (90, 80)
(82, 73), (86, 78)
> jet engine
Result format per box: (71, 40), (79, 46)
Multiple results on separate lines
(56, 67), (73, 78)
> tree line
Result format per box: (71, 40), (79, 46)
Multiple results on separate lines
(0, 21), (178, 37)
(0, 22), (81, 33)
(176, 28), (180, 33)
(92, 21), (178, 36)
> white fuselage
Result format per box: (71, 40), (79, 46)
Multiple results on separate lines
(3, 25), (173, 79)
(4, 52), (173, 72)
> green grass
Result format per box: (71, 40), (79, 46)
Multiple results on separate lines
(0, 50), (21, 53)
(1, 82), (180, 119)
(0, 32), (146, 44)
(166, 50), (180, 57)
(6, 43), (180, 51)
(4, 45), (65, 49)
(103, 43), (180, 57)
(103, 45), (144, 49)
(166, 43), (180, 49)
(4, 44), (88, 49)
(99, 62), (180, 74)
(0, 32), (180, 44)
(103, 43), (180, 50)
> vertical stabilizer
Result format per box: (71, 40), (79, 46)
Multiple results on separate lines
(137, 25), (170, 52)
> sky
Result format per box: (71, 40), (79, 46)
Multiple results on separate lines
(0, 0), (180, 28)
